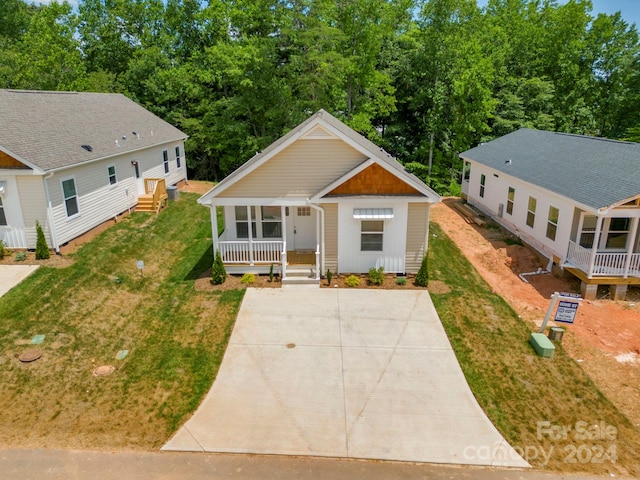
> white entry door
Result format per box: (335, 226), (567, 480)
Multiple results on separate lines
(293, 206), (316, 250)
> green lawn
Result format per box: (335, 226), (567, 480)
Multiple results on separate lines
(0, 193), (243, 449)
(428, 222), (640, 475)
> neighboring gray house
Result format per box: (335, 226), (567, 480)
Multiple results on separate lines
(460, 129), (640, 300)
(0, 89), (187, 252)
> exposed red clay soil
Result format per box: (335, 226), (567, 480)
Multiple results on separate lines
(432, 198), (640, 428)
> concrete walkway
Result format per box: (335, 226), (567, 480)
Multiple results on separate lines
(0, 265), (39, 297)
(163, 289), (528, 468)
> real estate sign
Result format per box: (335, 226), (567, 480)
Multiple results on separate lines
(554, 301), (579, 324)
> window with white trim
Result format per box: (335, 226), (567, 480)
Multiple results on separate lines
(361, 220), (383, 251)
(479, 174), (486, 198)
(163, 149), (169, 174)
(235, 206), (256, 239)
(0, 197), (7, 226)
(107, 165), (117, 185)
(546, 206), (559, 241)
(175, 146), (181, 169)
(62, 178), (79, 218)
(261, 206), (282, 238)
(605, 217), (631, 250)
(506, 187), (515, 215)
(526, 196), (536, 228)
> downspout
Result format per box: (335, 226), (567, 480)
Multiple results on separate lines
(42, 171), (60, 253)
(309, 203), (325, 276)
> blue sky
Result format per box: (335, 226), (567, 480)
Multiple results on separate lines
(25, 0), (640, 27)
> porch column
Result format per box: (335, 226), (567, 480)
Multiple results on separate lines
(575, 212), (585, 245)
(623, 217), (639, 278)
(587, 215), (603, 278)
(280, 205), (287, 280)
(247, 205), (254, 265)
(210, 204), (219, 257)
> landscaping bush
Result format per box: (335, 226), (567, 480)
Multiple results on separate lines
(345, 275), (360, 287)
(415, 254), (429, 287)
(396, 276), (407, 286)
(269, 263), (274, 282)
(15, 252), (26, 262)
(326, 269), (333, 286)
(35, 220), (50, 260)
(368, 266), (384, 285)
(211, 250), (226, 285)
(0, 240), (6, 260)
(240, 273), (255, 284)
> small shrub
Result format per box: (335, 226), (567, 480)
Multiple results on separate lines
(0, 240), (6, 259)
(504, 236), (523, 246)
(211, 250), (227, 285)
(240, 273), (255, 284)
(396, 276), (407, 286)
(326, 269), (333, 285)
(345, 275), (360, 287)
(415, 254), (429, 287)
(15, 251), (27, 262)
(269, 263), (274, 282)
(368, 266), (384, 286)
(35, 220), (50, 260)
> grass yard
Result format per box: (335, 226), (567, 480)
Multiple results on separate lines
(0, 193), (243, 450)
(428, 222), (640, 476)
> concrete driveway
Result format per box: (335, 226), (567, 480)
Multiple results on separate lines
(163, 289), (528, 468)
(0, 265), (39, 297)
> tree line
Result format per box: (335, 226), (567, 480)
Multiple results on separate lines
(2, 0), (639, 193)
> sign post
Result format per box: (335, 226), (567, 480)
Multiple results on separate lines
(538, 292), (582, 333)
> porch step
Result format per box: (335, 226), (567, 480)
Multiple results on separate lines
(282, 264), (319, 285)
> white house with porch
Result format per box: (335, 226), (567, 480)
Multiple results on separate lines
(460, 128), (640, 300)
(198, 110), (441, 285)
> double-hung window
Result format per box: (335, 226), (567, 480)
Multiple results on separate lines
(479, 174), (486, 198)
(0, 197), (7, 226)
(175, 146), (181, 169)
(361, 220), (384, 251)
(235, 206), (256, 239)
(261, 206), (282, 238)
(163, 150), (169, 174)
(606, 218), (631, 250)
(62, 178), (79, 218)
(546, 206), (559, 241)
(506, 187), (515, 215)
(526, 196), (536, 228)
(107, 165), (117, 185)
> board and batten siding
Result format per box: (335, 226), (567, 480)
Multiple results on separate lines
(405, 203), (429, 274)
(0, 175), (28, 248)
(16, 175), (48, 248)
(322, 203), (338, 273)
(337, 200), (408, 274)
(219, 140), (368, 198)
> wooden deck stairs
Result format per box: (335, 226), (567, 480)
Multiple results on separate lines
(136, 178), (168, 213)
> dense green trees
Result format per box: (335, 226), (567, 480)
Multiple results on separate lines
(2, 0), (639, 192)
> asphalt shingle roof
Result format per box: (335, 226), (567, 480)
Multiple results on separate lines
(0, 89), (186, 172)
(460, 128), (640, 210)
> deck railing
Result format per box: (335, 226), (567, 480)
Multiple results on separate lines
(218, 240), (283, 264)
(566, 241), (640, 277)
(144, 178), (168, 212)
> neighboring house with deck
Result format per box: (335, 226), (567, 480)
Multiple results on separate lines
(0, 89), (187, 252)
(460, 128), (640, 300)
(198, 109), (441, 285)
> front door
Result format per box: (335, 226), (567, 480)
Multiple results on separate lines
(133, 160), (145, 195)
(293, 206), (316, 250)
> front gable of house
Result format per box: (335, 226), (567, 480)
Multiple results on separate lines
(325, 163), (422, 196)
(0, 150), (31, 170)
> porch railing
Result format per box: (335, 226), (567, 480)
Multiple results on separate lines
(144, 178), (168, 213)
(218, 240), (283, 264)
(566, 241), (640, 277)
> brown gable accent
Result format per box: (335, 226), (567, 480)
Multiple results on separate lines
(327, 163), (422, 196)
(0, 150), (29, 169)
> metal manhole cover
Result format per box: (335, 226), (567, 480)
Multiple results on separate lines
(93, 365), (116, 377)
(286, 343), (296, 349)
(18, 349), (42, 363)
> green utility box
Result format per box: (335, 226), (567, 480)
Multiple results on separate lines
(529, 332), (555, 358)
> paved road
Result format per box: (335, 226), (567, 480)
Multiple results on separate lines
(0, 449), (619, 480)
(164, 289), (526, 468)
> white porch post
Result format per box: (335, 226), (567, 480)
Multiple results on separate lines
(587, 215), (603, 278)
(210, 204), (219, 258)
(280, 205), (287, 280)
(623, 217), (639, 278)
(247, 205), (254, 265)
(576, 212), (585, 246)
(309, 204), (325, 278)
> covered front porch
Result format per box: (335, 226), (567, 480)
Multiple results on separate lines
(212, 202), (323, 284)
(562, 209), (640, 299)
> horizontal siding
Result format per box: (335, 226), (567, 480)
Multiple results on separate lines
(16, 176), (48, 248)
(220, 139), (367, 198)
(405, 203), (428, 274)
(322, 203), (338, 273)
